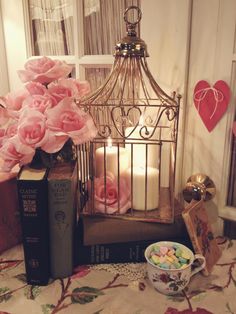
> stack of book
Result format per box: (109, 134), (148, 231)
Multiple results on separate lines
(17, 161), (78, 285)
(17, 161), (192, 284)
(74, 201), (191, 265)
(0, 172), (22, 254)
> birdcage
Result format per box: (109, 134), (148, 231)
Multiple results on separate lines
(77, 6), (181, 223)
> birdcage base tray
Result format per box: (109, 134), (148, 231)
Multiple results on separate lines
(82, 187), (174, 223)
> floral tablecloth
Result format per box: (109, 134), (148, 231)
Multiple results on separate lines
(0, 238), (235, 314)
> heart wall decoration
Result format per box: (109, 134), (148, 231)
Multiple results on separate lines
(193, 80), (230, 132)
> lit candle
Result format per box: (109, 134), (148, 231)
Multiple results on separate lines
(95, 138), (130, 177)
(125, 117), (160, 168)
(125, 166), (159, 210)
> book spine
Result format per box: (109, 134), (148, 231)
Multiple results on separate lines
(48, 177), (76, 279)
(75, 238), (192, 265)
(17, 177), (50, 285)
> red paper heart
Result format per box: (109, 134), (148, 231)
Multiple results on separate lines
(193, 80), (230, 132)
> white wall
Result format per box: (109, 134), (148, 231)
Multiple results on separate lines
(0, 1), (10, 95)
(183, 0), (236, 232)
(141, 0), (191, 197)
(1, 0), (28, 91)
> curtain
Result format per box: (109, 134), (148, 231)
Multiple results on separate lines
(83, 0), (140, 55)
(29, 0), (74, 55)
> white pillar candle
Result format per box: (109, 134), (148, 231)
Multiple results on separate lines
(126, 166), (159, 211)
(125, 125), (160, 169)
(95, 142), (130, 178)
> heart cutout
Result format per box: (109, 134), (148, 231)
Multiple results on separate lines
(193, 80), (230, 132)
(111, 106), (141, 137)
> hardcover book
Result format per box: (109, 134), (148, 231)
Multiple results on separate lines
(48, 161), (78, 279)
(0, 172), (22, 254)
(75, 221), (192, 265)
(17, 166), (50, 286)
(182, 199), (222, 275)
(81, 199), (188, 246)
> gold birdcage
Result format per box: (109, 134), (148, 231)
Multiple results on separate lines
(77, 6), (181, 223)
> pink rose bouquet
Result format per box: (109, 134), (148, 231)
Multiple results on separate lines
(92, 172), (131, 214)
(0, 56), (97, 171)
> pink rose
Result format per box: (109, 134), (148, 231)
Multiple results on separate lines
(18, 109), (49, 148)
(0, 136), (35, 172)
(0, 129), (6, 148)
(47, 80), (76, 102)
(45, 97), (97, 150)
(22, 94), (56, 113)
(93, 172), (131, 214)
(0, 89), (29, 111)
(0, 123), (18, 148)
(0, 106), (10, 125)
(5, 123), (18, 138)
(25, 82), (47, 95)
(17, 56), (72, 84)
(71, 79), (91, 98)
(47, 79), (90, 102)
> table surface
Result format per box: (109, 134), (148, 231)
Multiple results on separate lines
(0, 238), (235, 314)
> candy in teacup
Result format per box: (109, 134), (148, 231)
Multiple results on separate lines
(147, 244), (191, 270)
(145, 241), (206, 295)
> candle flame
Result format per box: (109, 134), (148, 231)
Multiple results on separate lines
(107, 137), (112, 148)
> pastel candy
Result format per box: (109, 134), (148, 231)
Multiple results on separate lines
(160, 246), (168, 255)
(180, 264), (188, 269)
(181, 251), (191, 260)
(173, 262), (181, 269)
(159, 263), (169, 269)
(148, 244), (191, 270)
(151, 255), (160, 265)
(167, 249), (175, 256)
(175, 248), (182, 257)
(153, 246), (160, 253)
(179, 257), (188, 264)
(159, 256), (166, 263)
(167, 256), (174, 263)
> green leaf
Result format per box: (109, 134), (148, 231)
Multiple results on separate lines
(24, 285), (41, 300)
(167, 295), (185, 302)
(71, 286), (104, 304)
(41, 304), (55, 314)
(14, 273), (27, 283)
(0, 287), (12, 303)
(191, 291), (207, 302)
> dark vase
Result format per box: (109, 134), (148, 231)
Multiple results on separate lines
(29, 139), (76, 169)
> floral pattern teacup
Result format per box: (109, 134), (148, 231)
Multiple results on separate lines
(144, 241), (206, 295)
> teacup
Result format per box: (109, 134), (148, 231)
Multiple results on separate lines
(144, 241), (206, 295)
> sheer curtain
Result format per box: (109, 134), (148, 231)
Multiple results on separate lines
(28, 0), (140, 89)
(29, 0), (139, 56)
(84, 0), (140, 55)
(83, 0), (140, 89)
(29, 0), (74, 55)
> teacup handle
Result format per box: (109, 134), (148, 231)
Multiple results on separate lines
(190, 254), (206, 277)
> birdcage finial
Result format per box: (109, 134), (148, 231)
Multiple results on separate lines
(115, 6), (148, 57)
(124, 6), (142, 37)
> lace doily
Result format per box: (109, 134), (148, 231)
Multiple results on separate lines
(89, 262), (147, 281)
